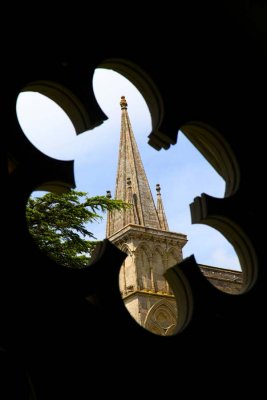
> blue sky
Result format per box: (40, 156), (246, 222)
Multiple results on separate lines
(17, 69), (240, 271)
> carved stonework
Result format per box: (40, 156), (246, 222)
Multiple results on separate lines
(106, 97), (244, 334)
(144, 299), (178, 336)
(107, 98), (187, 333)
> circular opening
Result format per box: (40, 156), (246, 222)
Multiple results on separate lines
(18, 67), (247, 336)
(16, 92), (76, 161)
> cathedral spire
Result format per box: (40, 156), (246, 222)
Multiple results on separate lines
(106, 97), (188, 336)
(107, 96), (165, 236)
(156, 184), (169, 231)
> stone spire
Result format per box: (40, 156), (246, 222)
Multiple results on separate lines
(106, 97), (188, 336)
(107, 96), (165, 236)
(156, 184), (169, 231)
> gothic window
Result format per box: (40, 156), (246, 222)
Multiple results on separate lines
(136, 248), (151, 290)
(167, 249), (179, 270)
(152, 249), (165, 292)
(144, 299), (178, 336)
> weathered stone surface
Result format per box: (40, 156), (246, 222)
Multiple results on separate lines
(107, 97), (162, 236)
(107, 99), (187, 335)
(200, 265), (242, 294)
(107, 97), (242, 335)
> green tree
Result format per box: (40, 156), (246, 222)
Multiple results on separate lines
(26, 190), (129, 268)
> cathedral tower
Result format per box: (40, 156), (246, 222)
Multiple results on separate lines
(107, 96), (187, 335)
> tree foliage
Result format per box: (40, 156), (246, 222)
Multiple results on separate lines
(26, 190), (129, 268)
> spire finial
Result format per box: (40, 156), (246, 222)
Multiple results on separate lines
(156, 184), (169, 231)
(120, 96), (128, 110)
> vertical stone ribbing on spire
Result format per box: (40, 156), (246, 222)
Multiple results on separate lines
(106, 97), (188, 336)
(156, 184), (169, 231)
(107, 96), (161, 236)
(126, 177), (140, 225)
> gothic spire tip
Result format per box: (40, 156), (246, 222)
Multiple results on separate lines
(156, 184), (161, 194)
(120, 96), (128, 109)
